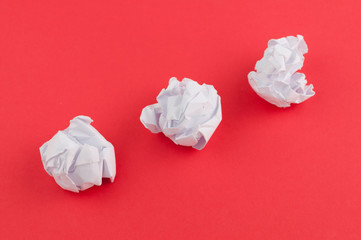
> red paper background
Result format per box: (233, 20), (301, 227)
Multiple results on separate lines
(1, 0), (361, 239)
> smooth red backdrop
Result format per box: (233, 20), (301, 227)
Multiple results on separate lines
(1, 0), (361, 239)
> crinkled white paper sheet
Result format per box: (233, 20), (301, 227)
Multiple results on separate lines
(40, 116), (116, 192)
(140, 77), (222, 150)
(248, 35), (315, 107)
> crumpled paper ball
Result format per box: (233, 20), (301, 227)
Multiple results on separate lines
(40, 116), (116, 192)
(248, 35), (315, 107)
(140, 77), (222, 150)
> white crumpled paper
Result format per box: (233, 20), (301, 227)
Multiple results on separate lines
(248, 35), (315, 107)
(40, 116), (116, 192)
(140, 77), (222, 150)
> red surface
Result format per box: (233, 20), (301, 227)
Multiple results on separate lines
(1, 0), (361, 239)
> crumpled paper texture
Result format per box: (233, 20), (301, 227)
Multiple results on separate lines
(248, 35), (315, 107)
(140, 77), (222, 150)
(40, 116), (116, 192)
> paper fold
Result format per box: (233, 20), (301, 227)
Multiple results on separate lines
(140, 77), (222, 150)
(248, 35), (315, 107)
(40, 116), (116, 192)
